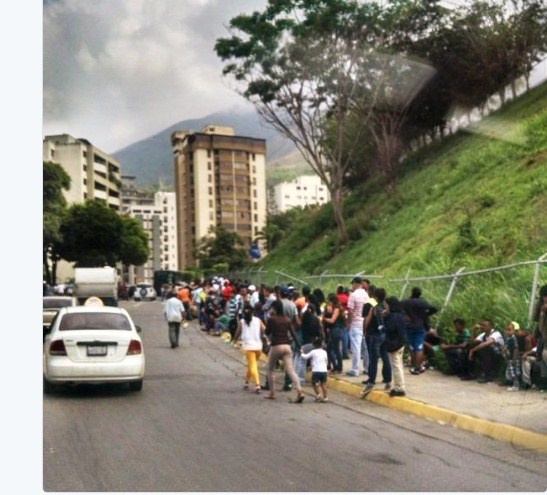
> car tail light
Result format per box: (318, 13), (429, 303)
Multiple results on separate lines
(49, 340), (67, 355)
(127, 340), (142, 355)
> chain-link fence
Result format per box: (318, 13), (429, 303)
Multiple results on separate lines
(224, 253), (547, 332)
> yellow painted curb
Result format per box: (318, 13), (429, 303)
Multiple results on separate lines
(222, 333), (547, 452)
(326, 376), (547, 452)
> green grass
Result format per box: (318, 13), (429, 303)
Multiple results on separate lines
(255, 82), (547, 337)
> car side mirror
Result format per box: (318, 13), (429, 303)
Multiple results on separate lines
(136, 325), (142, 334)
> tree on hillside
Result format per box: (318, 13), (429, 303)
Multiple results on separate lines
(437, 0), (547, 115)
(57, 199), (149, 268)
(194, 226), (249, 271)
(215, 0), (391, 244)
(216, 0), (450, 238)
(43, 161), (71, 285)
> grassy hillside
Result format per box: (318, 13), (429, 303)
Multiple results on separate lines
(256, 82), (547, 333)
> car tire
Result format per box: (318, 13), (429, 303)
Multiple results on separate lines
(140, 288), (147, 297)
(43, 377), (56, 394)
(129, 380), (143, 392)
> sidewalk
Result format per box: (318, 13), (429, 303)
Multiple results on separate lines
(320, 357), (547, 452)
(212, 333), (547, 452)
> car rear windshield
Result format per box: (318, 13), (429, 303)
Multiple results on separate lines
(59, 313), (132, 331)
(43, 298), (74, 309)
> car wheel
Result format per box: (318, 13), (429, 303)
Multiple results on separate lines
(43, 377), (56, 394)
(129, 380), (143, 392)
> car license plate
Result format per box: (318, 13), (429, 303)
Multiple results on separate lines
(87, 345), (107, 356)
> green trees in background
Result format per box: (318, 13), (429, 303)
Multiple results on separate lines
(57, 199), (149, 268)
(43, 161), (71, 285)
(43, 161), (150, 281)
(194, 226), (249, 272)
(216, 0), (547, 243)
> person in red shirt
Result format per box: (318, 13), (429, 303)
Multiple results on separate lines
(221, 280), (232, 303)
(336, 285), (350, 359)
(177, 284), (192, 323)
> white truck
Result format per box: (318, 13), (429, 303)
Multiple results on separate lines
(74, 267), (119, 306)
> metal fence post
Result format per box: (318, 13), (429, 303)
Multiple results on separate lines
(434, 267), (465, 330)
(529, 253), (547, 327)
(399, 269), (412, 299)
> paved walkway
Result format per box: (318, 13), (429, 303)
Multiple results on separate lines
(211, 333), (547, 452)
(333, 357), (547, 452)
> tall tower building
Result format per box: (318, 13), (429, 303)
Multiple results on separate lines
(172, 125), (267, 268)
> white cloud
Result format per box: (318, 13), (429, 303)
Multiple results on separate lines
(43, 0), (265, 152)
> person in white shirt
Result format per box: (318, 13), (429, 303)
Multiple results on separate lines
(163, 291), (186, 348)
(345, 276), (370, 377)
(249, 284), (260, 308)
(301, 337), (329, 402)
(468, 318), (505, 383)
(233, 303), (266, 394)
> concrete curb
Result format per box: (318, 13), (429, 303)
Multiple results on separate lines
(326, 376), (547, 453)
(223, 338), (547, 452)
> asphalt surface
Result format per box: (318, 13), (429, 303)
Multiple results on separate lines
(41, 301), (547, 492)
(204, 314), (547, 450)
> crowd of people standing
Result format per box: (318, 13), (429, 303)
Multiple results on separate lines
(162, 277), (547, 399)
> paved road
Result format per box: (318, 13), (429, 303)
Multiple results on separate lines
(43, 301), (547, 492)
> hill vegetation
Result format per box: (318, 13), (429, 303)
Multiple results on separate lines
(255, 81), (547, 333)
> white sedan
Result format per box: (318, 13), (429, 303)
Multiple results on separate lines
(43, 306), (145, 393)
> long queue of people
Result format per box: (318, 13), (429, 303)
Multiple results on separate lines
(163, 277), (547, 399)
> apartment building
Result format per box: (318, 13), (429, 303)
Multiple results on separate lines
(43, 134), (122, 283)
(172, 125), (267, 268)
(268, 175), (330, 214)
(43, 134), (121, 210)
(121, 176), (178, 284)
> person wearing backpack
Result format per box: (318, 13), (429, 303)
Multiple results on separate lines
(362, 288), (392, 396)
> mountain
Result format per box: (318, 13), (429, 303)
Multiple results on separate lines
(112, 107), (297, 186)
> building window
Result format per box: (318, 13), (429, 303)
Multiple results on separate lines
(254, 214), (258, 222)
(207, 150), (211, 158)
(253, 189), (257, 198)
(209, 200), (213, 208)
(209, 187), (213, 195)
(208, 174), (212, 183)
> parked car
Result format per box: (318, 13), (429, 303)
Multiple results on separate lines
(43, 306), (145, 393)
(133, 283), (157, 301)
(43, 296), (78, 341)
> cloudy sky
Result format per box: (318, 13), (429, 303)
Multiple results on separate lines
(43, 0), (267, 153)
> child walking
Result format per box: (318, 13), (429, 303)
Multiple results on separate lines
(301, 337), (329, 402)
